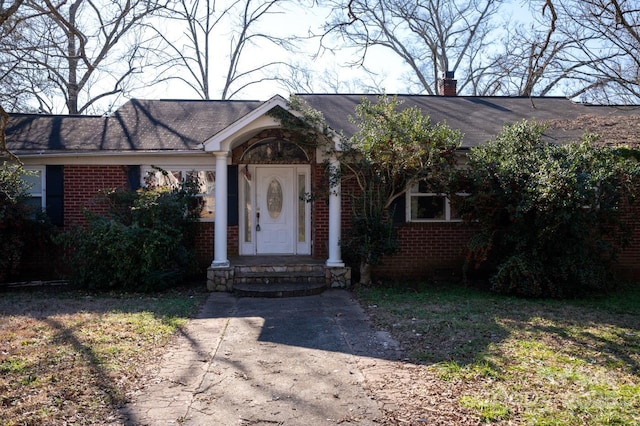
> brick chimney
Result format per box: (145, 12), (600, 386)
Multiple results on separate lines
(438, 71), (457, 96)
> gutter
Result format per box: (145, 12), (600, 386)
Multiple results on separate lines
(10, 149), (211, 159)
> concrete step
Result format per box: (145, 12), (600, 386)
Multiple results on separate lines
(233, 282), (327, 298)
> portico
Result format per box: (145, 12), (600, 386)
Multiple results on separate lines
(203, 95), (348, 292)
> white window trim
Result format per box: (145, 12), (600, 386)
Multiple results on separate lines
(406, 191), (467, 223)
(141, 166), (215, 222)
(23, 166), (46, 211)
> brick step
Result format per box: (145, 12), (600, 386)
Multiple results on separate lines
(235, 269), (325, 278)
(233, 282), (327, 298)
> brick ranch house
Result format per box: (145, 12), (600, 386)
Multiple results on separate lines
(5, 86), (640, 290)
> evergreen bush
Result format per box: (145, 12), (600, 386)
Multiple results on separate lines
(457, 121), (640, 297)
(0, 162), (54, 282)
(60, 173), (202, 292)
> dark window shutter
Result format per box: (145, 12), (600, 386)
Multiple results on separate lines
(45, 165), (64, 227)
(390, 193), (406, 224)
(127, 165), (141, 191)
(227, 165), (238, 226)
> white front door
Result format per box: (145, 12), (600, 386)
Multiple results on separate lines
(240, 165), (311, 255)
(256, 167), (296, 254)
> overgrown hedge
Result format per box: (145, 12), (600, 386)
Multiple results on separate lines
(60, 177), (202, 292)
(0, 162), (55, 282)
(456, 121), (640, 298)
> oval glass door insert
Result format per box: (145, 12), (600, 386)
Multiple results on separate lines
(267, 179), (283, 219)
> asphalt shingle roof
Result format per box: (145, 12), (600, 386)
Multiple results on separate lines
(6, 99), (263, 154)
(297, 94), (640, 148)
(107, 99), (263, 150)
(5, 95), (640, 154)
(6, 114), (106, 152)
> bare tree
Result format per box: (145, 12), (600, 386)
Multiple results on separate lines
(479, 1), (582, 96)
(319, 0), (640, 102)
(560, 0), (640, 103)
(320, 0), (504, 95)
(0, 1), (66, 113)
(1, 0), (26, 158)
(0, 0), (166, 114)
(278, 61), (386, 94)
(151, 0), (300, 100)
(480, 0), (639, 102)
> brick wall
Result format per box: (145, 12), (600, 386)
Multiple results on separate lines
(228, 225), (239, 257)
(373, 222), (474, 280)
(194, 222), (214, 267)
(312, 163), (357, 260)
(312, 163), (474, 280)
(612, 203), (640, 279)
(63, 165), (130, 226)
(11, 165), (131, 282)
(312, 163), (329, 258)
(193, 224), (240, 268)
(63, 165), (223, 272)
(60, 163), (640, 282)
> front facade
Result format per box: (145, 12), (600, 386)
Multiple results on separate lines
(6, 93), (640, 286)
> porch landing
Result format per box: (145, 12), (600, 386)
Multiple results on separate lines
(207, 256), (351, 297)
(230, 256), (324, 266)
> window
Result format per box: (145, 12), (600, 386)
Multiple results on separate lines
(22, 167), (46, 212)
(142, 167), (215, 221)
(407, 181), (462, 222)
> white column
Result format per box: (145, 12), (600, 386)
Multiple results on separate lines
(326, 155), (345, 267)
(211, 152), (230, 268)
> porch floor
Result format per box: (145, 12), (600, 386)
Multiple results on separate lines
(229, 256), (325, 266)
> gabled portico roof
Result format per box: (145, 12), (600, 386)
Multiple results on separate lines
(202, 95), (294, 152)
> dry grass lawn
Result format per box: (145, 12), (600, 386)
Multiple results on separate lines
(356, 282), (640, 425)
(0, 284), (207, 425)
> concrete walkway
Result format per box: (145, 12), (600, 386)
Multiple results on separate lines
(120, 290), (403, 425)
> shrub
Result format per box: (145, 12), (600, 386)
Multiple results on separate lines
(342, 187), (399, 284)
(60, 175), (202, 292)
(336, 95), (461, 284)
(0, 162), (55, 282)
(457, 121), (640, 297)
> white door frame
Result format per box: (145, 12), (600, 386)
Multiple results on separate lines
(239, 164), (311, 255)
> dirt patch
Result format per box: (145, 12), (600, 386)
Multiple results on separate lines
(4, 286), (638, 425)
(358, 359), (480, 425)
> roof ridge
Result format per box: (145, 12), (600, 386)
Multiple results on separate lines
(8, 112), (104, 118)
(132, 98), (264, 103)
(295, 93), (571, 100)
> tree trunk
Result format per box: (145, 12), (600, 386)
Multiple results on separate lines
(359, 261), (372, 286)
